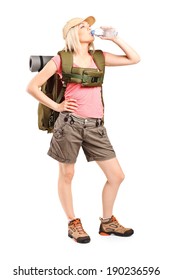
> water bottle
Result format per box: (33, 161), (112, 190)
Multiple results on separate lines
(91, 27), (118, 37)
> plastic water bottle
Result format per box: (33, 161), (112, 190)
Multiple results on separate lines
(91, 27), (118, 37)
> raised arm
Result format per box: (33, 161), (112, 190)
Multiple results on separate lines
(101, 33), (140, 66)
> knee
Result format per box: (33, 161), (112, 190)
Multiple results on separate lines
(59, 165), (74, 184)
(109, 171), (125, 186)
(118, 172), (125, 184)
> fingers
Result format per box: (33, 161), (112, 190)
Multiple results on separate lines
(63, 99), (78, 112)
(99, 36), (111, 41)
(100, 26), (113, 29)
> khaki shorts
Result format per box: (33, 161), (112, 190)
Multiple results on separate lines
(48, 112), (116, 163)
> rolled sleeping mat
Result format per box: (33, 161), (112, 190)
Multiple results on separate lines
(29, 55), (53, 72)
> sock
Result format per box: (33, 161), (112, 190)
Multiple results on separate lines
(101, 217), (111, 223)
(68, 217), (76, 223)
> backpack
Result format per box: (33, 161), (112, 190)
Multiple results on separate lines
(30, 50), (105, 133)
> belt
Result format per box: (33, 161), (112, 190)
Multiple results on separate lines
(60, 112), (103, 127)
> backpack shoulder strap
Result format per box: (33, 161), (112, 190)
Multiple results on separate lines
(89, 50), (105, 73)
(58, 50), (73, 74)
(59, 49), (105, 73)
(58, 50), (105, 87)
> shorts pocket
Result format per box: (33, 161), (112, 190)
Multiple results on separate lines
(53, 119), (67, 138)
(53, 122), (73, 139)
(53, 127), (64, 139)
(97, 127), (107, 137)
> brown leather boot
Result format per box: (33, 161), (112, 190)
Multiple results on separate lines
(99, 215), (134, 237)
(68, 218), (90, 243)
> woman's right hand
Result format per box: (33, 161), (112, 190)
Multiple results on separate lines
(57, 99), (78, 113)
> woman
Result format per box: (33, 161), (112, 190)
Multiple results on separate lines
(27, 16), (140, 244)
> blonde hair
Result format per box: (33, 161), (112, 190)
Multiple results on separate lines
(64, 25), (94, 53)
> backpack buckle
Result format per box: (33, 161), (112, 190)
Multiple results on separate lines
(49, 114), (55, 127)
(91, 77), (99, 83)
(96, 119), (103, 127)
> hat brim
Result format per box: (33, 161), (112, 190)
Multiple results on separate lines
(83, 16), (95, 27)
(63, 16), (95, 39)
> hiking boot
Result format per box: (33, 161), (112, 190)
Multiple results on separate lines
(99, 215), (134, 237)
(68, 218), (91, 243)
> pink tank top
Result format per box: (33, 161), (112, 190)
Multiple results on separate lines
(52, 55), (104, 118)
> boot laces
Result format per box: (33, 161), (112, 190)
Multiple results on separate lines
(111, 215), (123, 228)
(71, 219), (86, 235)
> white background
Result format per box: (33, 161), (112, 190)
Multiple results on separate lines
(0, 0), (173, 279)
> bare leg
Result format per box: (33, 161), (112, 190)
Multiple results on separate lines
(58, 162), (75, 220)
(96, 158), (125, 218)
